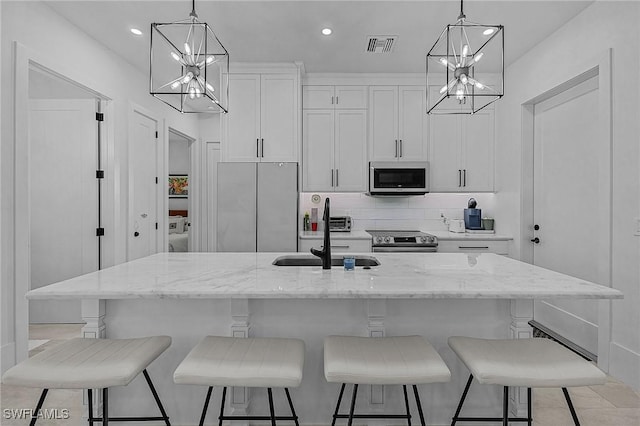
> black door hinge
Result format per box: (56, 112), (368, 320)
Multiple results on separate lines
(96, 170), (104, 179)
(155, 131), (159, 138)
(96, 228), (105, 236)
(155, 222), (158, 230)
(96, 112), (104, 122)
(155, 177), (158, 184)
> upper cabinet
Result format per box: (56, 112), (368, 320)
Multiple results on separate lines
(429, 110), (495, 192)
(303, 86), (367, 110)
(222, 72), (298, 162)
(369, 86), (427, 162)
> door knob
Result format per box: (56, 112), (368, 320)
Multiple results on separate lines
(134, 231), (140, 237)
(534, 224), (540, 230)
(530, 237), (540, 244)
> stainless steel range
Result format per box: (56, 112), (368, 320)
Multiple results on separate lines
(367, 230), (438, 252)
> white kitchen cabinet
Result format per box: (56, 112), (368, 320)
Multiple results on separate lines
(303, 86), (367, 109)
(429, 110), (494, 192)
(437, 239), (508, 255)
(299, 238), (372, 254)
(369, 86), (427, 162)
(223, 73), (298, 162)
(303, 109), (367, 192)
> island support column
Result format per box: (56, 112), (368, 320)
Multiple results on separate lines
(230, 299), (251, 416)
(368, 300), (386, 406)
(510, 299), (534, 417)
(81, 299), (106, 419)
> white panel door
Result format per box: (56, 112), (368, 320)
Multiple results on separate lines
(334, 86), (368, 109)
(29, 99), (97, 323)
(429, 115), (461, 191)
(303, 86), (334, 109)
(462, 110), (495, 191)
(303, 110), (334, 191)
(335, 110), (367, 192)
(533, 76), (601, 354)
(130, 111), (158, 261)
(369, 86), (398, 161)
(398, 86), (427, 161)
(224, 74), (261, 162)
(261, 74), (298, 162)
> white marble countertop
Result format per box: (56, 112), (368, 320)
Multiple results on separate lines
(299, 230), (372, 240)
(26, 252), (622, 300)
(429, 231), (513, 241)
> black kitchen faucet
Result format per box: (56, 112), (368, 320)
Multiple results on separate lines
(310, 198), (331, 269)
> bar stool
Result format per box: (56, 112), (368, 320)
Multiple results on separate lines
(324, 335), (451, 426)
(448, 336), (607, 426)
(174, 336), (305, 426)
(1, 336), (172, 426)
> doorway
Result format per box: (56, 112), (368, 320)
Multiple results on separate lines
(27, 66), (101, 323)
(168, 128), (195, 252)
(522, 57), (612, 363)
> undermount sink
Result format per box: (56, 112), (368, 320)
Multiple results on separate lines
(272, 255), (380, 267)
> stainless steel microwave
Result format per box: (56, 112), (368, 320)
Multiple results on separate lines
(368, 161), (429, 196)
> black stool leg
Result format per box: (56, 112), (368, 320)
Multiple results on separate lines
(142, 369), (171, 425)
(267, 388), (277, 426)
(562, 388), (581, 426)
(412, 385), (426, 426)
(29, 389), (49, 426)
(347, 384), (359, 426)
(217, 387), (226, 426)
(331, 383), (346, 426)
(88, 389), (94, 426)
(403, 385), (412, 426)
(502, 386), (509, 426)
(199, 386), (213, 426)
(103, 388), (109, 426)
(284, 388), (300, 426)
(527, 388), (532, 426)
(451, 375), (473, 426)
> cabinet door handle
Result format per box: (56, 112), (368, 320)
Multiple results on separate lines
(458, 170), (462, 187)
(336, 96), (339, 105)
(336, 169), (339, 187)
(261, 138), (264, 158)
(331, 96), (334, 105)
(256, 138), (260, 158)
(395, 140), (398, 157)
(463, 169), (466, 187)
(331, 245), (350, 249)
(331, 169), (334, 187)
(399, 140), (403, 157)
(459, 246), (489, 250)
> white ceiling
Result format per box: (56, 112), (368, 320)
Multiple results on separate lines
(45, 1), (593, 74)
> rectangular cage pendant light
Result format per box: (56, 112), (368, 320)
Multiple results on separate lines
(426, 0), (503, 114)
(150, 1), (229, 114)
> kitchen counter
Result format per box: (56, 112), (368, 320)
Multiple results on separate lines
(299, 230), (372, 240)
(429, 230), (513, 241)
(27, 252), (620, 300)
(25, 252), (621, 424)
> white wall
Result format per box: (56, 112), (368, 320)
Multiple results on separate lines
(0, 1), (201, 372)
(494, 1), (640, 389)
(300, 192), (497, 232)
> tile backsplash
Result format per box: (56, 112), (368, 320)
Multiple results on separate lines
(300, 193), (496, 231)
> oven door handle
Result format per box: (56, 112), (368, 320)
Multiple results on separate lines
(372, 247), (438, 252)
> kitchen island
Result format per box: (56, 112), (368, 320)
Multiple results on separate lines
(27, 253), (622, 425)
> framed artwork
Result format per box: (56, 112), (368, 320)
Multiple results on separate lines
(168, 174), (188, 198)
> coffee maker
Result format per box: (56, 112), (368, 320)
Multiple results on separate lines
(464, 198), (482, 230)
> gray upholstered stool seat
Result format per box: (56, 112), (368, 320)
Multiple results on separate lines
(3, 336), (171, 389)
(324, 335), (451, 385)
(448, 336), (606, 426)
(448, 336), (606, 387)
(174, 336), (305, 426)
(324, 335), (451, 426)
(1, 336), (172, 426)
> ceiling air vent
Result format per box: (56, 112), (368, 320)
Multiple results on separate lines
(365, 35), (397, 54)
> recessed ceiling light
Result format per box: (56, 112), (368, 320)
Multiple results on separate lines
(322, 28), (333, 36)
(483, 28), (495, 36)
(130, 28), (143, 36)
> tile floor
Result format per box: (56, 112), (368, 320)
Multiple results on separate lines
(1, 324), (639, 425)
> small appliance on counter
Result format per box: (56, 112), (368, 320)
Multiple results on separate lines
(329, 216), (352, 232)
(464, 198), (483, 230)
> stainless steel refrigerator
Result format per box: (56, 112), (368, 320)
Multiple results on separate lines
(217, 162), (298, 252)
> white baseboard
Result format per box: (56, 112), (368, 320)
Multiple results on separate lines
(1, 342), (16, 375)
(609, 342), (640, 391)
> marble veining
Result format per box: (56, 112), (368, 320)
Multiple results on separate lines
(26, 253), (623, 300)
